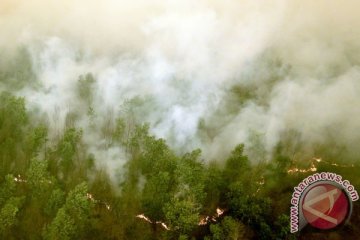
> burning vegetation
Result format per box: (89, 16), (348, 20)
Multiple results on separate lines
(1, 1), (360, 239)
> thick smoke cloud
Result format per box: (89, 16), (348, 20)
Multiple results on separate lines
(1, 0), (360, 171)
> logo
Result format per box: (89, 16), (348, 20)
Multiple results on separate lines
(302, 183), (350, 230)
(290, 172), (358, 233)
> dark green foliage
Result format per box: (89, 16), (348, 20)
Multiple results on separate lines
(207, 216), (247, 240)
(64, 182), (92, 226)
(164, 197), (199, 235)
(274, 214), (296, 240)
(0, 48), (37, 90)
(26, 159), (54, 199)
(223, 144), (250, 184)
(77, 73), (96, 105)
(0, 197), (25, 235)
(57, 127), (82, 174)
(142, 171), (173, 220)
(0, 92), (28, 175)
(44, 182), (92, 239)
(43, 207), (77, 240)
(227, 182), (271, 224)
(0, 92), (357, 240)
(44, 188), (66, 217)
(113, 117), (126, 143)
(203, 162), (224, 214)
(27, 125), (48, 156)
(0, 175), (16, 206)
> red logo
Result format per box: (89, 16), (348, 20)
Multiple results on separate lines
(302, 183), (350, 230)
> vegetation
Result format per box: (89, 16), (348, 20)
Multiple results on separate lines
(0, 53), (359, 239)
(0, 90), (359, 240)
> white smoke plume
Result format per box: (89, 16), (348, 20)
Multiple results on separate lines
(1, 0), (360, 174)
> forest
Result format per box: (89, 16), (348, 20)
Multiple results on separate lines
(0, 82), (359, 239)
(2, 1), (360, 239)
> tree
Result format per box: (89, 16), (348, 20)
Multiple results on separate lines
(139, 135), (178, 178)
(57, 127), (82, 175)
(77, 73), (96, 105)
(64, 182), (92, 227)
(0, 174), (16, 206)
(274, 214), (296, 240)
(203, 161), (224, 214)
(176, 150), (206, 203)
(27, 125), (48, 157)
(207, 216), (247, 240)
(0, 197), (25, 237)
(164, 197), (199, 235)
(44, 182), (92, 239)
(44, 188), (66, 217)
(0, 48), (36, 90)
(112, 117), (126, 144)
(226, 182), (272, 240)
(43, 207), (77, 240)
(0, 92), (28, 175)
(26, 158), (54, 200)
(19, 158), (57, 239)
(142, 171), (173, 221)
(0, 92), (27, 139)
(223, 144), (250, 184)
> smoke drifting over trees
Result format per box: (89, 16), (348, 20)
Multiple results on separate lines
(1, 0), (360, 162)
(0, 1), (360, 239)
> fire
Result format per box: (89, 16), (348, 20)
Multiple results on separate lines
(13, 174), (27, 183)
(330, 162), (354, 168)
(136, 208), (225, 229)
(199, 216), (210, 226)
(257, 178), (265, 185)
(216, 208), (224, 217)
(13, 174), (52, 183)
(288, 156), (356, 174)
(287, 165), (317, 174)
(309, 166), (317, 172)
(157, 221), (170, 230)
(86, 192), (112, 211)
(198, 207), (225, 226)
(136, 214), (152, 223)
(136, 214), (170, 230)
(86, 193), (96, 202)
(312, 157), (354, 168)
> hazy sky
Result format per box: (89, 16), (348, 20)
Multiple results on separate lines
(1, 0), (360, 166)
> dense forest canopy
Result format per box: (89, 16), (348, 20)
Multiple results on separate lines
(1, 0), (360, 239)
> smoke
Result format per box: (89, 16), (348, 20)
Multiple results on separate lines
(1, 0), (360, 175)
